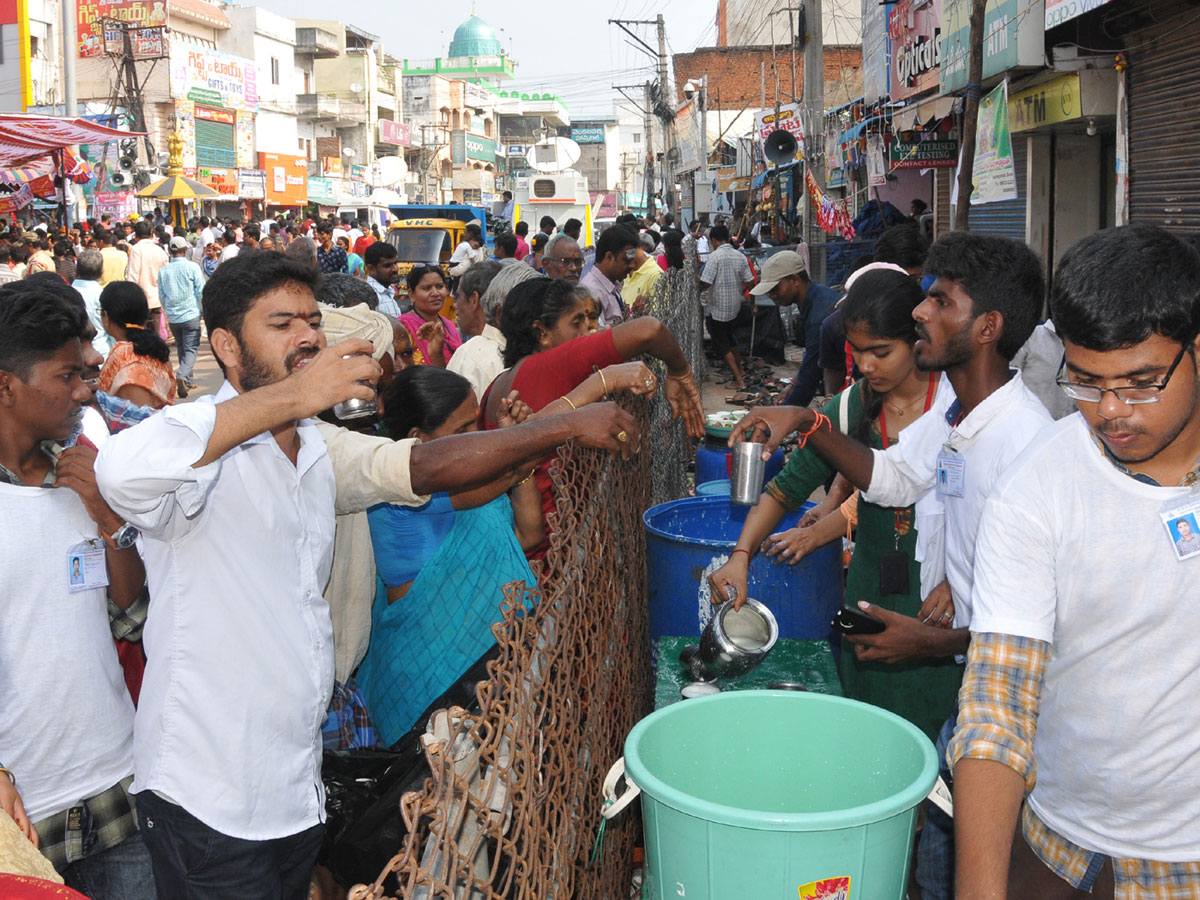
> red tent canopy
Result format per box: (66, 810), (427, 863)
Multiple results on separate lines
(0, 113), (142, 168)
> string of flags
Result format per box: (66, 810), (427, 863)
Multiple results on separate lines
(805, 169), (856, 241)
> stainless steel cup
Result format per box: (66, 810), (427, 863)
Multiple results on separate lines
(730, 441), (767, 506)
(332, 353), (379, 420)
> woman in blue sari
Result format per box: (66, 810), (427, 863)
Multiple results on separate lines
(359, 367), (544, 745)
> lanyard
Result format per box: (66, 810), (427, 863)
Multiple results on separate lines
(879, 372), (937, 449)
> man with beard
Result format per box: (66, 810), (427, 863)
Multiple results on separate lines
(725, 232), (1052, 900)
(953, 226), (1200, 899)
(94, 254), (639, 899)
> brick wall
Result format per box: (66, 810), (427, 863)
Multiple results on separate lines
(672, 44), (863, 111)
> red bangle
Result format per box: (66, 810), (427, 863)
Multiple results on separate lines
(795, 412), (831, 449)
(731, 548), (750, 560)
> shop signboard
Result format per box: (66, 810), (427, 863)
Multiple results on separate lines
(451, 130), (466, 165)
(862, 0), (891, 104)
(465, 134), (495, 162)
(92, 189), (137, 218)
(129, 26), (165, 58)
(571, 126), (606, 144)
(238, 168), (266, 199)
(259, 151), (307, 206)
(890, 0), (942, 101)
(378, 119), (411, 146)
(971, 81), (1018, 203)
(170, 46), (258, 112)
(1045, 0), (1115, 29)
(197, 167), (238, 195)
(308, 176), (338, 205)
(77, 0), (160, 58)
(940, 0), (1045, 94)
(321, 156), (343, 177)
(1009, 73), (1080, 131)
(889, 134), (958, 168)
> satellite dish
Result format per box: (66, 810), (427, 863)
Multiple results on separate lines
(525, 137), (581, 173)
(349, 82), (363, 94)
(374, 155), (408, 186)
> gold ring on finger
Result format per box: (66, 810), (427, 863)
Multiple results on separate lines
(617, 430), (629, 443)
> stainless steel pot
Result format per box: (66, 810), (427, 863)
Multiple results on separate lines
(695, 594), (779, 680)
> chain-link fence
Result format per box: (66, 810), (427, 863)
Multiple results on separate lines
(641, 245), (704, 507)
(348, 396), (655, 900)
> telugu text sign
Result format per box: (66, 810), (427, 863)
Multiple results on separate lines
(755, 103), (806, 155)
(77, 0), (162, 58)
(170, 46), (258, 112)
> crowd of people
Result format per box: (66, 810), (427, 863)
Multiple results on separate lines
(4, 201), (1200, 900)
(0, 204), (704, 900)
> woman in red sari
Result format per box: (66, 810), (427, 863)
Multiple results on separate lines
(482, 276), (704, 558)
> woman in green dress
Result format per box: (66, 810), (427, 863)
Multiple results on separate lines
(707, 266), (961, 741)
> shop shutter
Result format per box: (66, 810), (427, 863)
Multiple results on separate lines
(195, 118), (236, 169)
(1127, 11), (1200, 232)
(965, 139), (1027, 241)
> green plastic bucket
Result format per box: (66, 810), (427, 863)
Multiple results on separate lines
(609, 690), (937, 899)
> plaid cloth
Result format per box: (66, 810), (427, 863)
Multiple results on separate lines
(699, 244), (753, 322)
(108, 588), (149, 641)
(34, 775), (138, 872)
(952, 632), (1200, 895)
(92, 390), (155, 435)
(321, 678), (378, 751)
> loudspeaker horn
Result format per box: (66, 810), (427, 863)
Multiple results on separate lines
(118, 155), (136, 172)
(763, 129), (798, 166)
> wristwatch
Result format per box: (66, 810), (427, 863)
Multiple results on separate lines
(101, 521), (140, 550)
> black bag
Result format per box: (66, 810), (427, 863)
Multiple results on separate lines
(318, 645), (499, 890)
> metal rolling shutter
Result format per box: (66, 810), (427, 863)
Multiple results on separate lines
(967, 138), (1027, 241)
(1127, 12), (1200, 232)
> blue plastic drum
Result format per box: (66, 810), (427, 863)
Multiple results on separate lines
(644, 495), (842, 646)
(694, 439), (785, 488)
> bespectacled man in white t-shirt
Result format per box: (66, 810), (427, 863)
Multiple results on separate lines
(952, 224), (1200, 899)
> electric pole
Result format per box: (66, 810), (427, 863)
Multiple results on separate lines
(615, 83), (656, 217)
(954, 0), (988, 231)
(655, 13), (673, 217)
(803, 0), (824, 247)
(610, 15), (674, 218)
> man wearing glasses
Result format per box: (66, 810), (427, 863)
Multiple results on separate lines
(579, 225), (638, 327)
(951, 225), (1200, 898)
(542, 233), (585, 284)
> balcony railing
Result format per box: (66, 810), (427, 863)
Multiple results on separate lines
(295, 27), (339, 58)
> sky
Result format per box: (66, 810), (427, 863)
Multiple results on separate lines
(248, 0), (715, 118)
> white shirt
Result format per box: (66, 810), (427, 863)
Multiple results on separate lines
(970, 414), (1200, 859)
(74, 278), (113, 360)
(0, 481), (135, 823)
(863, 372), (1052, 628)
(446, 324), (506, 401)
(332, 227), (349, 244)
(199, 226), (215, 248)
(96, 380), (337, 840)
(367, 276), (402, 319)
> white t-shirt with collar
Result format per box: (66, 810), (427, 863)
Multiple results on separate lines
(863, 371), (1053, 628)
(970, 413), (1200, 859)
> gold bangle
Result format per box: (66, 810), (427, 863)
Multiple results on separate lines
(515, 467), (537, 486)
(667, 368), (693, 382)
(562, 395), (577, 410)
(0, 767), (14, 786)
(595, 366), (610, 398)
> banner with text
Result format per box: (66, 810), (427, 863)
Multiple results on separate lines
(170, 46), (258, 112)
(971, 81), (1018, 204)
(77, 0), (160, 58)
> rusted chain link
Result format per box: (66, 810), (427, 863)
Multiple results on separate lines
(349, 396), (655, 900)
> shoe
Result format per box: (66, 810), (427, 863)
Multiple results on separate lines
(176, 376), (189, 399)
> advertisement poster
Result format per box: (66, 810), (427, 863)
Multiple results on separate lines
(971, 81), (1018, 204)
(861, 0), (891, 104)
(236, 113), (255, 168)
(170, 46), (258, 112)
(77, 0), (161, 58)
(172, 99), (197, 169)
(867, 133), (888, 187)
(890, 0), (942, 101)
(238, 169), (266, 199)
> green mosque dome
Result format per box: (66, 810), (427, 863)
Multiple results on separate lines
(448, 14), (503, 57)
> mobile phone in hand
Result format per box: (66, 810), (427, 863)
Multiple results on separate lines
(831, 606), (886, 635)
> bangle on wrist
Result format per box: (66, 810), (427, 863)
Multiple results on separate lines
(0, 766), (15, 786)
(593, 366), (610, 398)
(731, 547), (751, 561)
(514, 467), (537, 486)
(562, 395), (577, 410)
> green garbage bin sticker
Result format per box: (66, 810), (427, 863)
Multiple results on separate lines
(798, 876), (850, 899)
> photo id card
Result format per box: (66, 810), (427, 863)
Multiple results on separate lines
(935, 450), (966, 499)
(1160, 498), (1200, 562)
(66, 540), (109, 593)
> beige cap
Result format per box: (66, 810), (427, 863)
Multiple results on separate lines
(749, 250), (807, 295)
(319, 303), (395, 362)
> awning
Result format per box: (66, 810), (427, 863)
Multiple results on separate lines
(0, 147), (92, 184)
(0, 113), (141, 167)
(752, 160), (799, 189)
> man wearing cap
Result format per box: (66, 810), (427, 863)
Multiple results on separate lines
(750, 250), (839, 406)
(157, 235), (206, 398)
